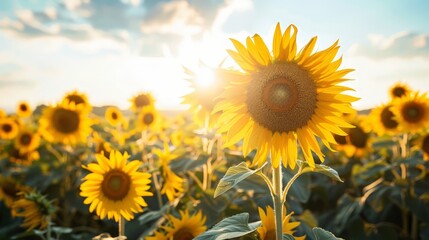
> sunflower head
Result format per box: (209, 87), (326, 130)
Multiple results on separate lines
(0, 176), (31, 208)
(16, 101), (32, 118)
(136, 106), (159, 131)
(0, 117), (19, 140)
(14, 128), (40, 155)
(368, 103), (399, 136)
(130, 92), (155, 112)
(8, 146), (40, 165)
(215, 23), (357, 168)
(335, 116), (371, 158)
(412, 132), (429, 161)
(80, 150), (153, 222)
(257, 205), (304, 240)
(389, 82), (411, 99)
(11, 192), (56, 231)
(39, 101), (92, 144)
(146, 210), (207, 240)
(62, 90), (92, 112)
(391, 92), (429, 133)
(105, 106), (124, 126)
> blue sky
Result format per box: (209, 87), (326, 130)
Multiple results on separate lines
(1, 0), (428, 112)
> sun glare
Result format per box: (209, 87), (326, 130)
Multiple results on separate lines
(195, 67), (215, 87)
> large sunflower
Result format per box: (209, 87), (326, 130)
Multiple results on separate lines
(390, 92), (429, 133)
(105, 106), (124, 127)
(215, 23), (356, 168)
(0, 117), (19, 140)
(368, 103), (399, 136)
(11, 192), (56, 231)
(257, 205), (305, 240)
(153, 143), (185, 201)
(62, 90), (92, 112)
(389, 82), (411, 99)
(130, 92), (155, 113)
(16, 101), (32, 118)
(80, 151), (153, 222)
(39, 101), (92, 144)
(14, 128), (40, 155)
(146, 210), (207, 240)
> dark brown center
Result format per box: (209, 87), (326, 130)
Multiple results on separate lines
(2, 124), (12, 133)
(135, 94), (151, 108)
(265, 229), (276, 240)
(422, 135), (429, 155)
(334, 134), (347, 145)
(173, 228), (194, 240)
(402, 102), (424, 123)
(392, 87), (406, 98)
(66, 95), (85, 105)
(52, 108), (80, 134)
(143, 113), (154, 125)
(111, 112), (118, 120)
(349, 125), (368, 148)
(20, 104), (28, 111)
(380, 105), (398, 129)
(19, 133), (32, 146)
(246, 62), (317, 132)
(101, 170), (131, 201)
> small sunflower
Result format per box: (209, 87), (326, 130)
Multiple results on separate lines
(342, 118), (372, 158)
(136, 106), (159, 131)
(368, 103), (399, 136)
(153, 143), (185, 201)
(11, 192), (56, 231)
(0, 117), (19, 140)
(105, 106), (124, 126)
(146, 210), (207, 240)
(130, 92), (155, 113)
(8, 147), (40, 165)
(257, 205), (305, 240)
(14, 129), (40, 155)
(389, 82), (411, 99)
(62, 90), (92, 112)
(39, 101), (92, 144)
(215, 23), (356, 168)
(80, 151), (153, 222)
(391, 92), (429, 133)
(93, 133), (113, 159)
(0, 176), (31, 208)
(16, 101), (32, 118)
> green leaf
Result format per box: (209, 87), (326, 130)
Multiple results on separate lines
(297, 160), (343, 182)
(214, 162), (266, 198)
(194, 213), (260, 240)
(283, 167), (311, 202)
(52, 226), (73, 234)
(313, 227), (344, 240)
(283, 234), (296, 240)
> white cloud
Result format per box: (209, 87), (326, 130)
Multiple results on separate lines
(212, 0), (253, 32)
(349, 31), (429, 59)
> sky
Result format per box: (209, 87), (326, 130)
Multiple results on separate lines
(0, 0), (429, 112)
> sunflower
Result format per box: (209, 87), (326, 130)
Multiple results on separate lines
(182, 66), (236, 128)
(368, 103), (399, 136)
(80, 151), (153, 222)
(62, 90), (92, 112)
(214, 23), (356, 168)
(93, 133), (113, 159)
(390, 92), (429, 133)
(136, 106), (159, 131)
(0, 117), (19, 140)
(389, 82), (411, 99)
(39, 101), (92, 144)
(16, 101), (32, 118)
(0, 176), (31, 208)
(146, 210), (207, 240)
(105, 106), (124, 126)
(341, 118), (372, 158)
(257, 205), (305, 240)
(153, 143), (185, 201)
(14, 128), (40, 155)
(8, 146), (40, 165)
(11, 192), (56, 231)
(130, 92), (155, 113)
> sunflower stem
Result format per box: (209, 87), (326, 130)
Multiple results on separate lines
(118, 216), (125, 237)
(272, 165), (283, 240)
(46, 215), (51, 240)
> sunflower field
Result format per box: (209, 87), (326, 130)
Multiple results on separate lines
(1, 23), (429, 240)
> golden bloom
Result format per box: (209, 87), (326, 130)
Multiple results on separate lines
(341, 118), (371, 158)
(389, 82), (411, 99)
(391, 92), (429, 133)
(8, 146), (40, 165)
(80, 151), (153, 222)
(11, 192), (56, 231)
(105, 106), (124, 126)
(257, 206), (305, 240)
(39, 101), (92, 144)
(16, 101), (32, 118)
(0, 117), (19, 140)
(93, 133), (114, 159)
(0, 176), (31, 208)
(146, 210), (207, 240)
(130, 92), (154, 113)
(62, 90), (92, 112)
(136, 106), (159, 131)
(368, 103), (399, 136)
(153, 143), (185, 201)
(215, 23), (356, 168)
(14, 128), (40, 155)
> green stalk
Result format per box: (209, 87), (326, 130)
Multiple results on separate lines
(272, 165), (283, 240)
(119, 216), (125, 237)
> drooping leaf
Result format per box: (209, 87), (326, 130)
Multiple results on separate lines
(313, 227), (345, 240)
(194, 213), (261, 240)
(297, 160), (343, 182)
(214, 162), (266, 198)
